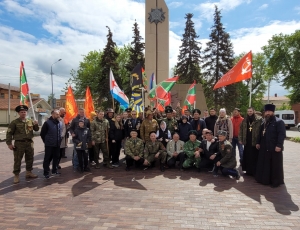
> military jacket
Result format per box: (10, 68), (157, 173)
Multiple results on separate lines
(125, 137), (144, 158)
(238, 116), (262, 146)
(90, 118), (110, 143)
(6, 118), (39, 145)
(140, 119), (159, 142)
(144, 140), (166, 159)
(218, 140), (236, 168)
(183, 140), (201, 158)
(162, 118), (178, 135)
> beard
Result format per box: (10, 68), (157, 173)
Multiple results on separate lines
(265, 114), (274, 122)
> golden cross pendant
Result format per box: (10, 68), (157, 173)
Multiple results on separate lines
(249, 126), (252, 132)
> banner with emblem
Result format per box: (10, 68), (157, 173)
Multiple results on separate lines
(213, 51), (252, 89)
(64, 86), (78, 124)
(130, 63), (144, 113)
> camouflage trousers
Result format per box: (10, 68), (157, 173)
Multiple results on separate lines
(94, 142), (109, 165)
(183, 155), (201, 169)
(146, 152), (167, 165)
(13, 140), (34, 175)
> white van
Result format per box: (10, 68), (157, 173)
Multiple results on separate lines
(275, 110), (295, 129)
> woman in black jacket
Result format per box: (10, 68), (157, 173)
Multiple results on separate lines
(109, 114), (124, 167)
(178, 116), (193, 142)
(72, 119), (91, 173)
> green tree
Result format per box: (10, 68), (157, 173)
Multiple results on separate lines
(99, 26), (120, 109)
(263, 30), (300, 104)
(202, 6), (235, 111)
(126, 20), (145, 72)
(175, 13), (202, 84)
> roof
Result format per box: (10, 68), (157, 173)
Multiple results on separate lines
(262, 96), (289, 101)
(0, 83), (20, 92)
(0, 98), (41, 110)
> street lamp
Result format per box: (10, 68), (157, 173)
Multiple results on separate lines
(50, 59), (62, 109)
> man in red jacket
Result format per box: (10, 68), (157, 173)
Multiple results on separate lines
(231, 108), (244, 165)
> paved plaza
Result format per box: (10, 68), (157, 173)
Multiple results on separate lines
(0, 138), (299, 230)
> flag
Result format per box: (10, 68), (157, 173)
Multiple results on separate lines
(182, 81), (196, 114)
(84, 86), (95, 119)
(109, 69), (129, 107)
(20, 61), (29, 106)
(148, 76), (179, 101)
(214, 51), (252, 90)
(130, 63), (144, 113)
(149, 73), (157, 108)
(64, 86), (78, 124)
(142, 67), (147, 91)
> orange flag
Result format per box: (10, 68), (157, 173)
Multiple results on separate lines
(84, 86), (95, 119)
(64, 86), (78, 124)
(214, 51), (252, 90)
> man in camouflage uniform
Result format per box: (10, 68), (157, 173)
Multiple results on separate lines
(124, 129), (145, 171)
(90, 111), (112, 169)
(140, 110), (159, 142)
(6, 105), (39, 184)
(212, 131), (240, 180)
(162, 107), (178, 135)
(144, 131), (167, 172)
(182, 130), (201, 169)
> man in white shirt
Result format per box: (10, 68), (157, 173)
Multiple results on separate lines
(166, 133), (185, 170)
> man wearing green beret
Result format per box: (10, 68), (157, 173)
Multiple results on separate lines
(6, 105), (39, 184)
(182, 130), (201, 169)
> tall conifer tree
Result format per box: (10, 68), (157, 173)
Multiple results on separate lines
(99, 26), (119, 108)
(175, 13), (202, 84)
(202, 6), (236, 110)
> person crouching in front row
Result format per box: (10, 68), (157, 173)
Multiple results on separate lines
(213, 131), (240, 180)
(144, 131), (167, 172)
(72, 119), (91, 173)
(124, 129), (145, 171)
(166, 132), (185, 170)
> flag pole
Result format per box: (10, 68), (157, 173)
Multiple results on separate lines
(249, 50), (253, 107)
(28, 91), (36, 121)
(112, 97), (115, 111)
(142, 87), (145, 119)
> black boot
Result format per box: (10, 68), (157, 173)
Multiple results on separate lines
(160, 163), (165, 172)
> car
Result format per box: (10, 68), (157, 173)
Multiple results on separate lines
(297, 123), (300, 132)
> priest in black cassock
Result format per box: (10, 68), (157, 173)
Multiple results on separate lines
(255, 104), (286, 188)
(238, 107), (262, 176)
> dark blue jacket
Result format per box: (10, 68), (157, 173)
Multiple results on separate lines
(40, 117), (62, 147)
(190, 118), (207, 140)
(73, 126), (91, 150)
(178, 122), (193, 142)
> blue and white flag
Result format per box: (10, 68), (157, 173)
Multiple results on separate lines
(109, 69), (129, 107)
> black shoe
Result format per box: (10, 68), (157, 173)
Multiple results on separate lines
(57, 165), (62, 169)
(62, 156), (67, 158)
(208, 165), (215, 173)
(84, 167), (91, 172)
(52, 172), (61, 175)
(271, 184), (280, 188)
(160, 165), (165, 172)
(236, 170), (241, 180)
(125, 167), (131, 171)
(44, 174), (50, 179)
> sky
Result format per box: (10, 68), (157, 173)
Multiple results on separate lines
(0, 0), (299, 100)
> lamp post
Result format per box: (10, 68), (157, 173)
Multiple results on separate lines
(50, 59), (62, 109)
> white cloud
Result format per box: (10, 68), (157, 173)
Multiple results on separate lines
(195, 0), (251, 21)
(257, 4), (268, 11)
(0, 0), (34, 16)
(169, 1), (183, 8)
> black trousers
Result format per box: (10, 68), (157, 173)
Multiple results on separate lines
(43, 146), (60, 175)
(214, 166), (238, 177)
(198, 157), (214, 170)
(77, 150), (88, 170)
(167, 152), (185, 168)
(57, 148), (65, 166)
(88, 147), (94, 162)
(125, 155), (144, 168)
(111, 140), (122, 164)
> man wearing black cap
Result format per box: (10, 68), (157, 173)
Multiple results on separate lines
(182, 130), (201, 169)
(190, 109), (206, 141)
(256, 104), (286, 188)
(125, 108), (132, 118)
(124, 110), (142, 138)
(6, 105), (39, 184)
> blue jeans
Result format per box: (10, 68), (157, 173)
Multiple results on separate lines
(232, 137), (243, 163)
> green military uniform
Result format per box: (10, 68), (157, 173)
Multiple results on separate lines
(6, 118), (39, 175)
(90, 117), (110, 167)
(162, 117), (178, 135)
(144, 140), (167, 165)
(125, 137), (144, 158)
(218, 140), (237, 169)
(182, 139), (201, 168)
(140, 119), (159, 142)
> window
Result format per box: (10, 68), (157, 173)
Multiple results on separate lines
(275, 115), (279, 118)
(282, 114), (294, 120)
(10, 94), (13, 99)
(0, 93), (4, 99)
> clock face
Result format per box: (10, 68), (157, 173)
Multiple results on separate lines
(148, 7), (165, 24)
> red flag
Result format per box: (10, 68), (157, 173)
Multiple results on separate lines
(165, 92), (171, 106)
(84, 86), (95, 119)
(182, 81), (196, 114)
(20, 61), (29, 106)
(64, 86), (78, 124)
(214, 51), (252, 90)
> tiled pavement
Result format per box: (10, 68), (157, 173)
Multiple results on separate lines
(0, 138), (299, 230)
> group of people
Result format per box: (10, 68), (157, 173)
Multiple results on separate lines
(6, 102), (286, 188)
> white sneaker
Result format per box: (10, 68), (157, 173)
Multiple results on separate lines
(112, 164), (119, 167)
(91, 161), (96, 166)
